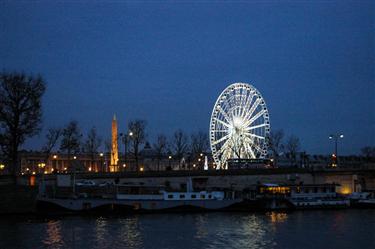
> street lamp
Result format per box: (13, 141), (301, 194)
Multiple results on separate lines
(120, 131), (133, 171)
(329, 134), (344, 166)
(99, 152), (104, 172)
(168, 155), (172, 169)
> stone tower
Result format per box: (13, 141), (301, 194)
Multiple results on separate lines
(110, 114), (118, 172)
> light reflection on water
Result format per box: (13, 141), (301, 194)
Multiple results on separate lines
(0, 210), (375, 249)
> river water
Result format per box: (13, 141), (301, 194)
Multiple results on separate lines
(0, 210), (374, 249)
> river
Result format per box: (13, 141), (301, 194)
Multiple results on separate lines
(0, 210), (374, 249)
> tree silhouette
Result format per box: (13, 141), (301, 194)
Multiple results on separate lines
(42, 127), (62, 168)
(285, 135), (300, 167)
(268, 129), (285, 167)
(0, 72), (46, 175)
(60, 121), (82, 169)
(128, 120), (147, 171)
(172, 129), (189, 169)
(84, 127), (102, 170)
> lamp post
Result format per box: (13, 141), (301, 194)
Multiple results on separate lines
(38, 162), (46, 195)
(120, 131), (133, 171)
(329, 134), (344, 166)
(168, 155), (172, 169)
(99, 152), (104, 172)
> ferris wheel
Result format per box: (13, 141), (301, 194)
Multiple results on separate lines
(209, 83), (270, 169)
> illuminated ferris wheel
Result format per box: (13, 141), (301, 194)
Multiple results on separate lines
(209, 83), (270, 169)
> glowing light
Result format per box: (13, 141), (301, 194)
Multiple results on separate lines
(99, 153), (104, 157)
(88, 167), (92, 172)
(53, 155), (57, 159)
(140, 167), (144, 172)
(193, 164), (196, 168)
(73, 156), (77, 160)
(198, 158), (201, 162)
(38, 163), (46, 168)
(268, 212), (288, 223)
(0, 164), (5, 170)
(168, 156), (172, 159)
(200, 153), (203, 157)
(339, 186), (352, 195)
(122, 164), (126, 168)
(32, 171), (36, 175)
(63, 167), (67, 171)
(129, 131), (133, 136)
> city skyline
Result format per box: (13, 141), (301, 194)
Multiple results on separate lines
(1, 1), (374, 155)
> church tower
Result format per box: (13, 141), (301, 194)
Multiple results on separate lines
(110, 114), (119, 172)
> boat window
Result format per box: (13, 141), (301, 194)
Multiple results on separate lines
(200, 194), (205, 199)
(179, 194), (185, 199)
(191, 194), (196, 199)
(208, 195), (212, 199)
(304, 188), (309, 193)
(314, 187), (318, 193)
(168, 194), (173, 199)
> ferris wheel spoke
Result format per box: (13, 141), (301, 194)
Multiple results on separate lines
(244, 142), (256, 158)
(214, 118), (231, 128)
(239, 92), (250, 117)
(241, 93), (254, 118)
(244, 136), (262, 156)
(213, 129), (229, 133)
(216, 105), (232, 124)
(243, 97), (261, 121)
(248, 139), (263, 154)
(218, 138), (231, 154)
(244, 132), (265, 140)
(211, 134), (230, 146)
(245, 123), (267, 131)
(244, 109), (266, 127)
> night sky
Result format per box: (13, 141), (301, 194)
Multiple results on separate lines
(1, 1), (374, 155)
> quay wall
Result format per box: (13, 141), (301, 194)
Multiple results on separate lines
(1, 168), (375, 214)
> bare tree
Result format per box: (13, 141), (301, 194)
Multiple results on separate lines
(128, 120), (147, 171)
(285, 135), (300, 167)
(153, 134), (167, 171)
(268, 129), (284, 167)
(190, 131), (209, 169)
(42, 127), (62, 165)
(84, 127), (102, 170)
(172, 129), (189, 169)
(60, 121), (82, 168)
(0, 73), (46, 175)
(190, 131), (209, 155)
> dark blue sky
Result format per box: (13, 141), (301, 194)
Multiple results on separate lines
(1, 1), (374, 155)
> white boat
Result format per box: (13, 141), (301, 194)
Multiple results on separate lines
(288, 184), (350, 209)
(37, 178), (241, 212)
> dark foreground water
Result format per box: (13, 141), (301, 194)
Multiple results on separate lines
(1, 210), (375, 249)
